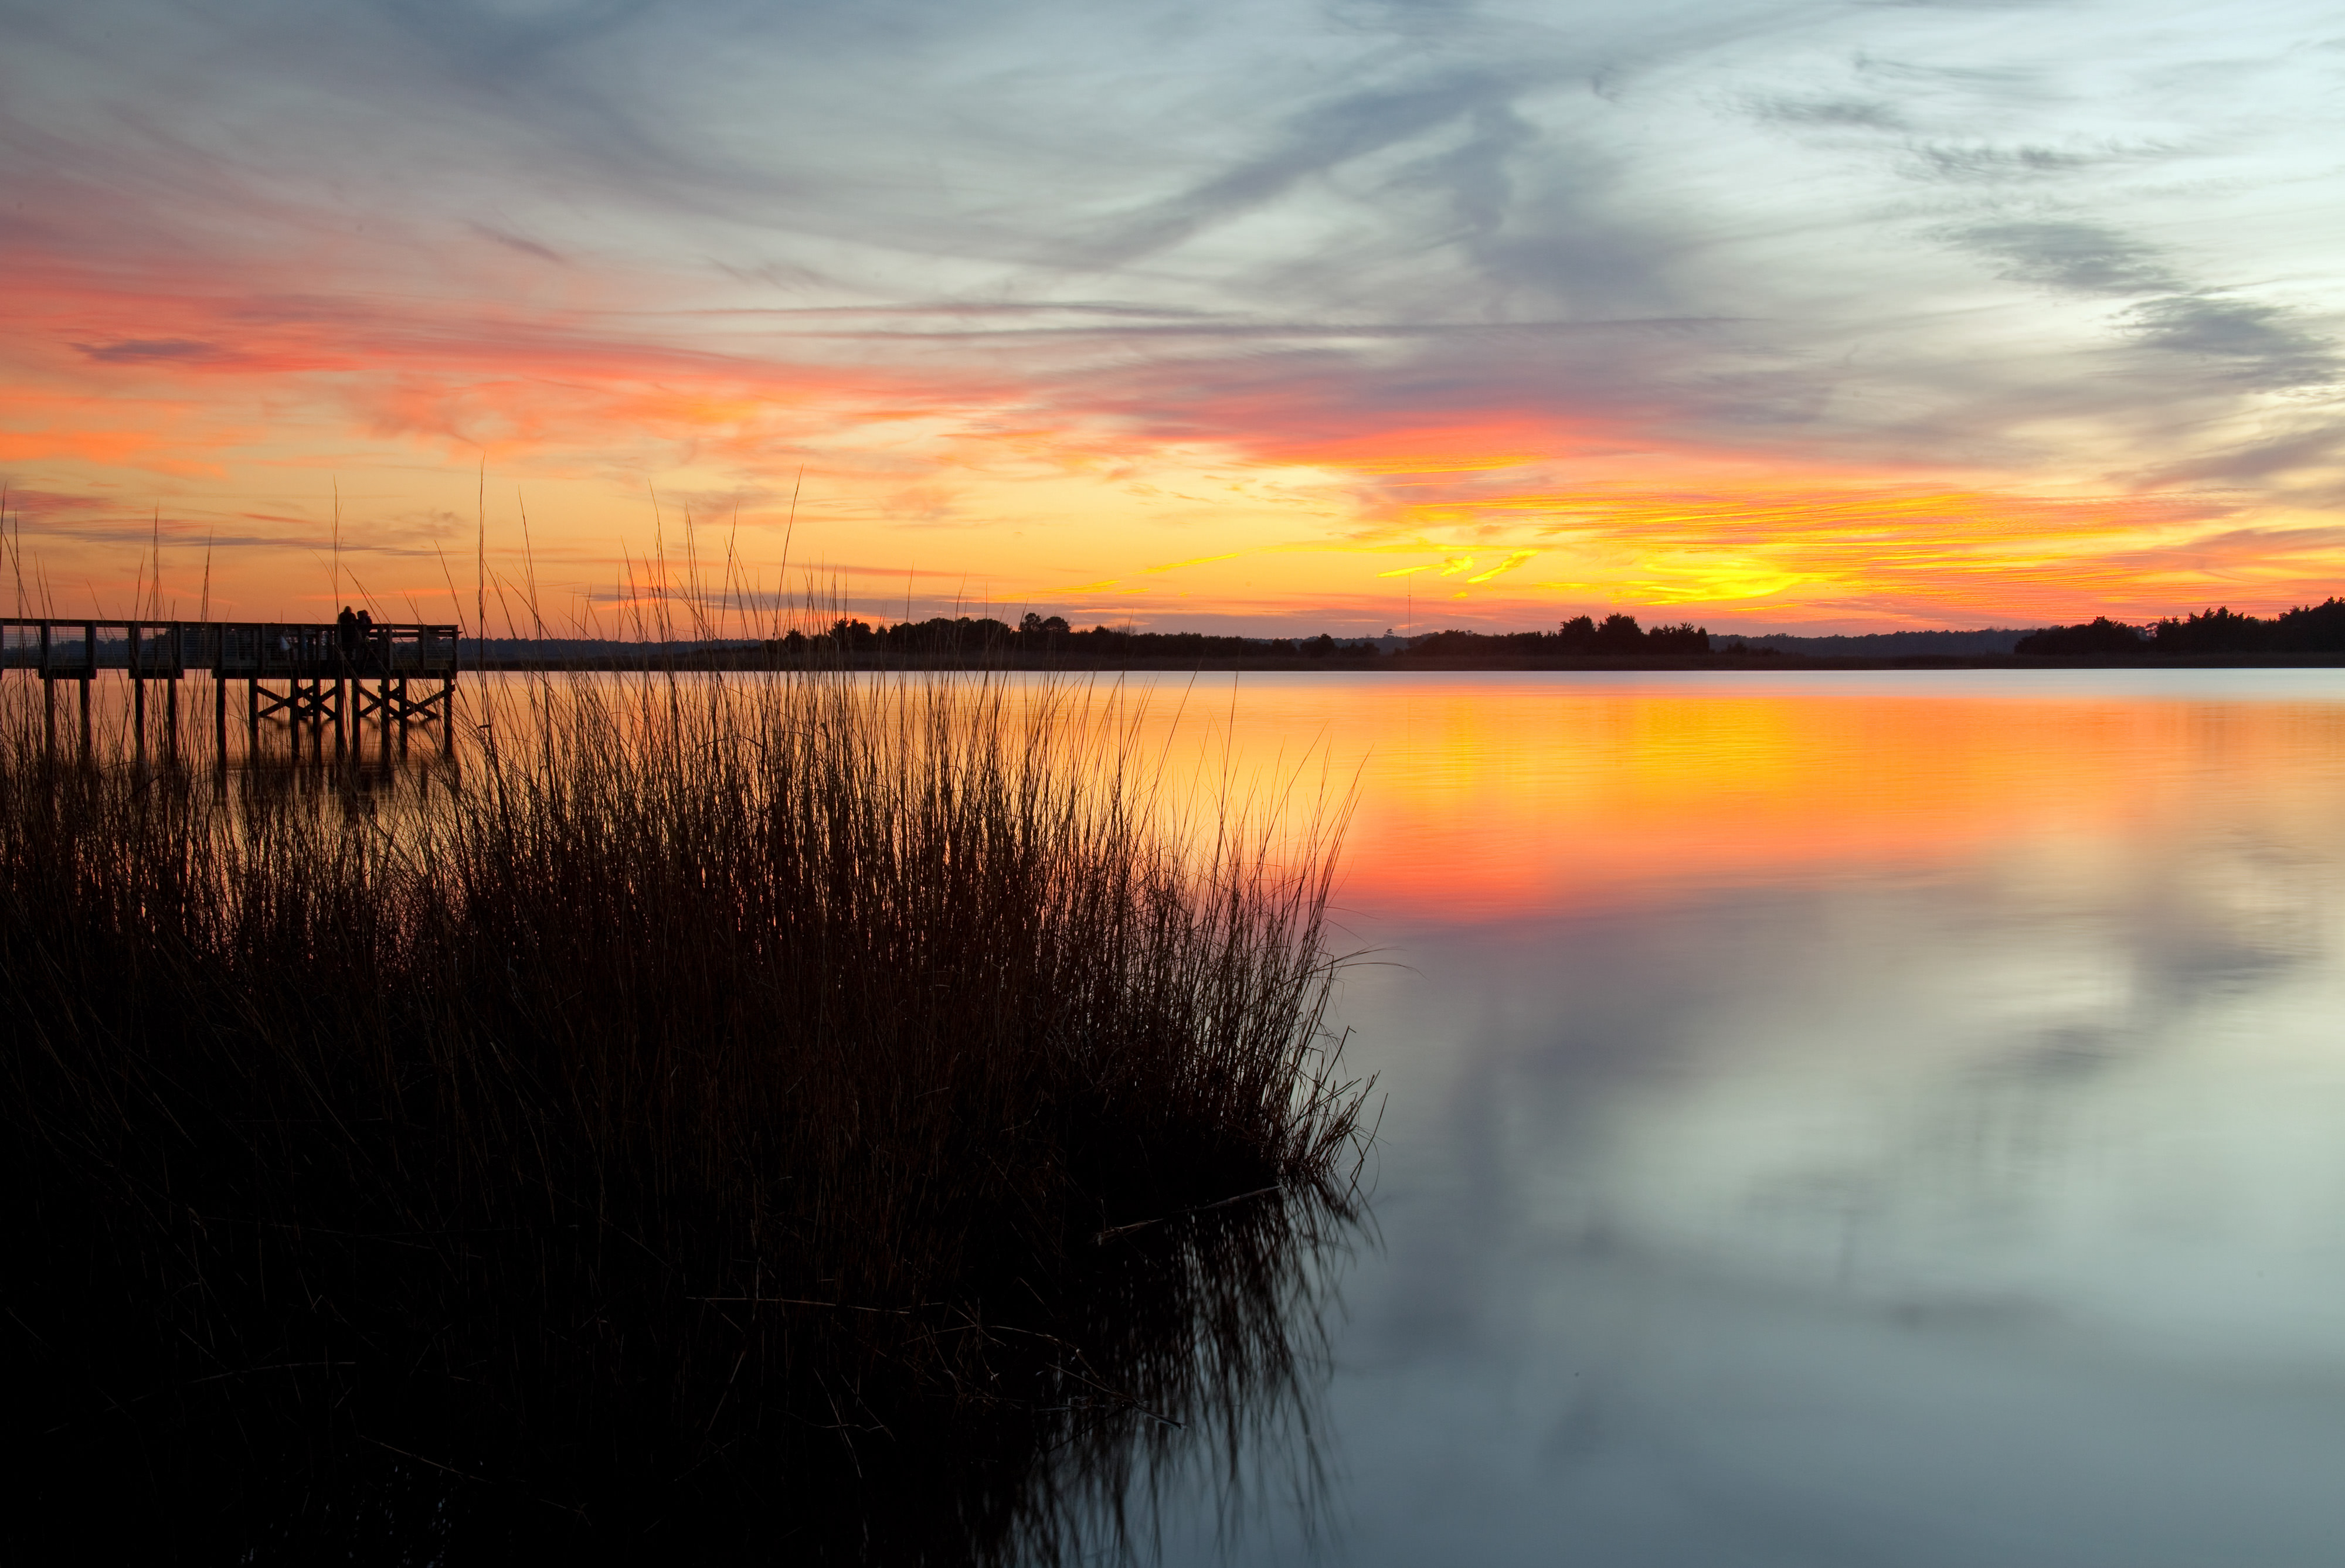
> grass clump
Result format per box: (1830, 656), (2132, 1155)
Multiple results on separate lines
(0, 669), (1365, 1560)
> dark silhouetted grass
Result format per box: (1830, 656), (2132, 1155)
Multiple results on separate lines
(0, 667), (1366, 1560)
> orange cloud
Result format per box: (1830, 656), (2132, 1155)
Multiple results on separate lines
(4, 219), (2337, 631)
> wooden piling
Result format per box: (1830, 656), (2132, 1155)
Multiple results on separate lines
(80, 622), (94, 761)
(163, 630), (178, 760)
(130, 624), (146, 764)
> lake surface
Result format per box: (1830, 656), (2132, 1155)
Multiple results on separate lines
(1133, 670), (2345, 1567)
(38, 662), (2345, 1559)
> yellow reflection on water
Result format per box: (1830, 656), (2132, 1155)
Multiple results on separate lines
(1157, 674), (2345, 920)
(425, 670), (2345, 927)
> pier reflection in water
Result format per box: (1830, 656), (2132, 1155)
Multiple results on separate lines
(1133, 670), (2345, 1567)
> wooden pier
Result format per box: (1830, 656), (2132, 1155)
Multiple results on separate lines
(2, 618), (459, 760)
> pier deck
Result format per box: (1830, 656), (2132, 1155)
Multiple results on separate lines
(2, 618), (460, 757)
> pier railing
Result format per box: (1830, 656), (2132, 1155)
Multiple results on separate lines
(2, 618), (461, 759)
(1, 619), (459, 678)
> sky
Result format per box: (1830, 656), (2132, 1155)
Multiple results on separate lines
(4, 0), (2343, 636)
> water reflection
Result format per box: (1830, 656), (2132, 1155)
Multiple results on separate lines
(1147, 671), (2345, 1567)
(29, 665), (2345, 1560)
(32, 1180), (1356, 1563)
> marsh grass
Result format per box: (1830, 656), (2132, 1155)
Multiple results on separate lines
(0, 665), (1367, 1560)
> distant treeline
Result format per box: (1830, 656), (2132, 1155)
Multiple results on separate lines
(2016, 600), (2345, 657)
(456, 637), (754, 664)
(448, 614), (2031, 666)
(440, 601), (2345, 668)
(769, 614), (1383, 660)
(757, 611), (1718, 660)
(1712, 627), (2033, 657)
(454, 621), (1379, 665)
(1400, 613), (1711, 657)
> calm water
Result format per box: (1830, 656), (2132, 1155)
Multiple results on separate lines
(1137, 670), (2345, 1567)
(32, 664), (2345, 1559)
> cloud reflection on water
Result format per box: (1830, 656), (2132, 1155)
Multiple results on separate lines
(1150, 671), (2345, 1566)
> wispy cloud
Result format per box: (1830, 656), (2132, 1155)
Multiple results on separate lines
(2125, 296), (2338, 391)
(74, 338), (226, 364)
(1950, 221), (2183, 297)
(2, 0), (2341, 627)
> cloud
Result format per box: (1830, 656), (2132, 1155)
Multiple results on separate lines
(1936, 218), (2336, 403)
(1907, 141), (2167, 182)
(1072, 62), (1566, 270)
(0, 485), (116, 523)
(74, 338), (226, 363)
(2125, 296), (2338, 390)
(1950, 221), (2182, 295)
(4, 0), (2344, 626)
(2135, 423), (2345, 489)
(468, 225), (566, 265)
(1753, 97), (1908, 132)
(1464, 548), (1536, 582)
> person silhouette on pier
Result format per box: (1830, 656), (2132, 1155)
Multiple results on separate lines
(337, 606), (359, 663)
(355, 608), (375, 671)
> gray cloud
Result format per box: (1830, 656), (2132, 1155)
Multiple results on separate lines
(2126, 295), (2338, 390)
(1933, 210), (2336, 403)
(1952, 220), (2182, 295)
(1075, 64), (1566, 270)
(1754, 96), (1908, 132)
(469, 224), (567, 264)
(1908, 140), (2165, 181)
(73, 338), (225, 363)
(373, 0), (658, 72)
(2137, 424), (2345, 488)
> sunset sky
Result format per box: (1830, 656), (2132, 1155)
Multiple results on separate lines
(5, 0), (2343, 635)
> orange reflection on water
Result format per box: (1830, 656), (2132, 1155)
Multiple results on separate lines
(1163, 674), (2345, 923)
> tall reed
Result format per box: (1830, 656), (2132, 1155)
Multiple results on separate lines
(0, 666), (1365, 1559)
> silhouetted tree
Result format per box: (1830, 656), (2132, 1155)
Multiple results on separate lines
(824, 618), (876, 651)
(1591, 613), (1644, 653)
(2014, 617), (2146, 657)
(2149, 607), (2271, 655)
(1644, 622), (1710, 654)
(2017, 601), (2345, 657)
(2275, 597), (2345, 652)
